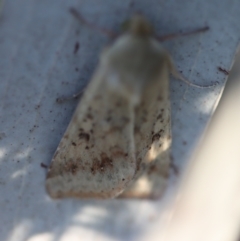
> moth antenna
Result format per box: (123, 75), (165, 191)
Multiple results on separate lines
(156, 26), (209, 42)
(69, 8), (118, 39)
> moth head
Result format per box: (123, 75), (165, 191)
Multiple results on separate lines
(121, 15), (153, 36)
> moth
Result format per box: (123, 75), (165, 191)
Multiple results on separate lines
(46, 11), (208, 199)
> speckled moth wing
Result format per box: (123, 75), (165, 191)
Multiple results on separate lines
(46, 64), (137, 199)
(46, 14), (174, 199)
(120, 122), (171, 198)
(120, 149), (171, 199)
(120, 53), (172, 199)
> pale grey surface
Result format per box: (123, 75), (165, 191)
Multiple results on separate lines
(0, 0), (239, 241)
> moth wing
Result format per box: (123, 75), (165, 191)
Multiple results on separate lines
(46, 65), (136, 199)
(119, 148), (170, 199)
(120, 59), (171, 199)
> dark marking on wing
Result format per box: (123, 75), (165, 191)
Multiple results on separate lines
(100, 153), (114, 169)
(65, 159), (80, 175)
(110, 146), (126, 158)
(116, 101), (122, 107)
(141, 116), (147, 123)
(147, 164), (158, 175)
(136, 158), (142, 172)
(106, 116), (112, 122)
(78, 132), (90, 141)
(91, 153), (114, 175)
(134, 126), (140, 133)
(105, 127), (122, 135)
(121, 116), (130, 123)
(86, 113), (93, 119)
(152, 129), (164, 143)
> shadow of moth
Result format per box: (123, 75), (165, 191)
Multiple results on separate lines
(46, 13), (207, 199)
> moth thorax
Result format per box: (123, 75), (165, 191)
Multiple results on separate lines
(127, 15), (153, 36)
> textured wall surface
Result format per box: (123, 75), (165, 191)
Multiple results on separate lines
(0, 0), (239, 240)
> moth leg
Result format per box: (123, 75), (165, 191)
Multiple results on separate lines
(166, 53), (217, 88)
(156, 26), (209, 42)
(69, 8), (118, 39)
